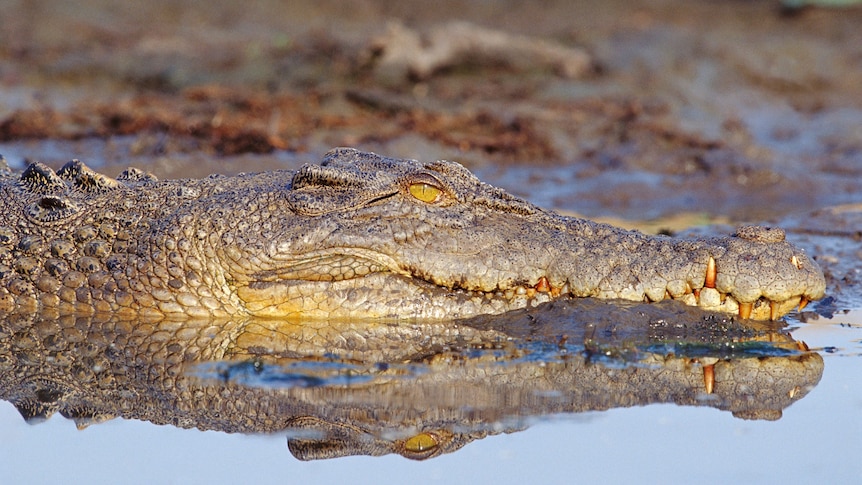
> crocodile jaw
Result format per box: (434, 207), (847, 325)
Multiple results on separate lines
(235, 220), (826, 322)
(236, 250), (823, 321)
(236, 273), (808, 321)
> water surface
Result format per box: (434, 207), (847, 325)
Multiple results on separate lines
(0, 306), (858, 484)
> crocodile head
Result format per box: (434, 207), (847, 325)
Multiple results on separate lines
(232, 148), (825, 321)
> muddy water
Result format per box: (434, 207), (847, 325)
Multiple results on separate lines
(1, 0), (862, 483)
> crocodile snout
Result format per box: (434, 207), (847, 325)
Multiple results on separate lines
(703, 226), (825, 320)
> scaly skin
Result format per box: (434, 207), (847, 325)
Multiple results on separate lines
(0, 147), (825, 320)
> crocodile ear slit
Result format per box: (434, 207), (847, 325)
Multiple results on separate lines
(287, 155), (416, 215)
(287, 187), (399, 216)
(26, 196), (80, 223)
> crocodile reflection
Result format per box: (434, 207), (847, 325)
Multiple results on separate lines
(0, 299), (823, 460)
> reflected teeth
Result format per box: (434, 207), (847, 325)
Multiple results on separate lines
(738, 302), (753, 319)
(705, 256), (716, 289)
(798, 297), (809, 312)
(770, 301), (779, 321)
(703, 363), (715, 394)
(791, 255), (801, 269)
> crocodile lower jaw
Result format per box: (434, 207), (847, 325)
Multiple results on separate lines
(238, 272), (804, 321)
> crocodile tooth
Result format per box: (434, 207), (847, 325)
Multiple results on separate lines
(703, 363), (715, 394)
(525, 287), (537, 298)
(738, 302), (753, 319)
(796, 340), (809, 351)
(705, 256), (716, 289)
(769, 300), (779, 321)
(791, 255), (801, 269)
(535, 276), (551, 293)
(798, 297), (809, 312)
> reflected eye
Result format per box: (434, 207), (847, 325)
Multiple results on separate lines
(404, 432), (439, 453)
(408, 182), (443, 203)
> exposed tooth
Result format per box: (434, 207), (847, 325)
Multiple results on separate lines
(535, 276), (551, 293)
(791, 255), (801, 269)
(769, 300), (779, 321)
(515, 287), (526, 296)
(796, 341), (809, 351)
(705, 256), (716, 289)
(738, 302), (753, 319)
(798, 297), (809, 312)
(525, 287), (537, 298)
(703, 364), (715, 394)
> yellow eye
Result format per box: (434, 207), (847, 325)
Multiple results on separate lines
(404, 432), (439, 453)
(409, 182), (443, 203)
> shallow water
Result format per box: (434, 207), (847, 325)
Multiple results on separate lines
(0, 306), (859, 484)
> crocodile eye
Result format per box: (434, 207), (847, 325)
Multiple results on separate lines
(408, 182), (443, 203)
(404, 432), (439, 453)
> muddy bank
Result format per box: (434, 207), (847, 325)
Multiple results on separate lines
(1, 0), (860, 222)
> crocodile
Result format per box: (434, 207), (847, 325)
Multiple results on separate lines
(0, 147), (825, 321)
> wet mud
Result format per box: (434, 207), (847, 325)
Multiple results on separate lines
(1, 0), (861, 220)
